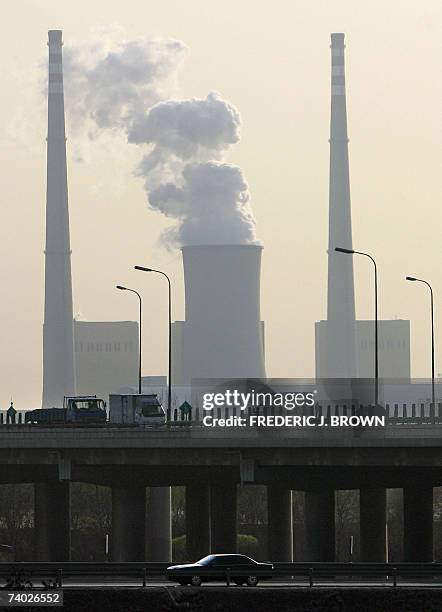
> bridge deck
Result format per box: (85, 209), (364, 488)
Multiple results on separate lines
(0, 423), (440, 448)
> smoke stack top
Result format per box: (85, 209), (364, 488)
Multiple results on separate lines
(48, 30), (63, 45)
(62, 34), (259, 249)
(331, 33), (345, 47)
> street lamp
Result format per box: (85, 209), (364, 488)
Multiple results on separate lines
(406, 276), (436, 413)
(116, 285), (142, 395)
(335, 247), (379, 406)
(134, 266), (172, 419)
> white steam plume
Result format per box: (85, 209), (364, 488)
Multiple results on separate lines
(63, 36), (186, 135)
(64, 34), (259, 248)
(148, 161), (256, 246)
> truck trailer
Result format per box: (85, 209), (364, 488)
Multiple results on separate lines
(109, 394), (166, 426)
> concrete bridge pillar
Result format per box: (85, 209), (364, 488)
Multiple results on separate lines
(34, 482), (70, 561)
(210, 482), (237, 553)
(186, 484), (210, 560)
(111, 486), (146, 561)
(267, 484), (293, 561)
(404, 484), (433, 561)
(148, 487), (172, 561)
(304, 490), (335, 561)
(360, 488), (387, 561)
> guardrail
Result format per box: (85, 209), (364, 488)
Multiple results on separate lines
(0, 562), (169, 588)
(169, 402), (442, 428)
(0, 403), (442, 427)
(169, 403), (442, 424)
(272, 562), (442, 586)
(1, 562), (442, 587)
(1, 403), (442, 427)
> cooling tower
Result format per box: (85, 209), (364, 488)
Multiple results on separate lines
(181, 244), (266, 381)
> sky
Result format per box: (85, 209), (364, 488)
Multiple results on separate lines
(0, 0), (440, 407)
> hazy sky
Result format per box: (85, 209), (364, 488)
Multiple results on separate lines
(0, 0), (440, 407)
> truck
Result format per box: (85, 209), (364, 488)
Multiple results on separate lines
(109, 394), (166, 426)
(25, 396), (107, 425)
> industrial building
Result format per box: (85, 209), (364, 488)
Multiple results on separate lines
(74, 320), (139, 400)
(30, 28), (434, 570)
(315, 319), (411, 379)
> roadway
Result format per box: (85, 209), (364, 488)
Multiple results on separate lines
(27, 579), (442, 588)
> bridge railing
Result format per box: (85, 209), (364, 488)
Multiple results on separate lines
(1, 561), (442, 587)
(170, 402), (442, 425)
(1, 403), (441, 426)
(0, 411), (27, 425)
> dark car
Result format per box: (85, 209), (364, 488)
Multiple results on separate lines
(166, 554), (274, 586)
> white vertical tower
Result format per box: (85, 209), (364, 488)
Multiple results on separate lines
(42, 30), (76, 407)
(325, 33), (357, 377)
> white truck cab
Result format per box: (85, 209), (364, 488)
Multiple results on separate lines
(109, 394), (166, 426)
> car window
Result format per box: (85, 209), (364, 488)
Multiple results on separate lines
(141, 404), (162, 417)
(197, 555), (215, 566)
(234, 555), (254, 565)
(70, 400), (101, 410)
(211, 556), (230, 566)
(212, 555), (250, 566)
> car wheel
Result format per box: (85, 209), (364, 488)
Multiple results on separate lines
(190, 575), (202, 587)
(246, 575), (259, 586)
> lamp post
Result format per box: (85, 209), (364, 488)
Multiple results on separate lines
(135, 266), (172, 419)
(406, 276), (435, 413)
(335, 247), (379, 406)
(116, 285), (142, 395)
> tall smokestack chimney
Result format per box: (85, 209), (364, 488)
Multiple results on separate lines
(180, 244), (266, 382)
(42, 30), (76, 407)
(325, 33), (357, 377)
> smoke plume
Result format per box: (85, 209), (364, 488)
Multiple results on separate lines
(63, 36), (186, 135)
(63, 34), (259, 248)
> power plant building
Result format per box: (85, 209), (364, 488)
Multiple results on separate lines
(41, 32), (142, 405)
(315, 33), (410, 382)
(354, 319), (410, 379)
(315, 319), (411, 379)
(74, 320), (139, 400)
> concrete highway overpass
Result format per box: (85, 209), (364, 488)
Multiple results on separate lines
(0, 422), (440, 565)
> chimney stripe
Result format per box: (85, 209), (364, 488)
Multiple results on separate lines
(332, 65), (345, 76)
(331, 85), (345, 96)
